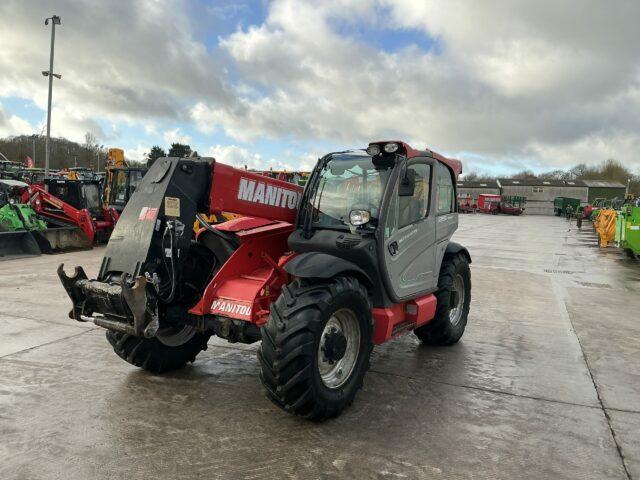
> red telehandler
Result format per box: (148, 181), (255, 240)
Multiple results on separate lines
(59, 141), (472, 420)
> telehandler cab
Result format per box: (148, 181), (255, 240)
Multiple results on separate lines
(59, 141), (471, 420)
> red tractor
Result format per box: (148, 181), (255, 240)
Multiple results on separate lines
(58, 141), (472, 420)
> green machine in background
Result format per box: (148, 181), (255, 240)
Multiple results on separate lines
(617, 202), (640, 258)
(554, 197), (581, 216)
(0, 203), (47, 232)
(0, 203), (48, 259)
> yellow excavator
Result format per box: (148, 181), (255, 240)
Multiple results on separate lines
(104, 148), (235, 229)
(103, 148), (147, 214)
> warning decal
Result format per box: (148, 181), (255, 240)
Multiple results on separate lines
(139, 207), (159, 221)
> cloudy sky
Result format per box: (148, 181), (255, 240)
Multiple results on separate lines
(1, 0), (639, 175)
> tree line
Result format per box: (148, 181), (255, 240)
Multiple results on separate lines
(3, 133), (638, 195)
(145, 143), (193, 167)
(0, 133), (145, 170)
(0, 133), (194, 170)
(464, 158), (639, 195)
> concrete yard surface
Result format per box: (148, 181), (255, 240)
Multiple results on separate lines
(1, 215), (639, 479)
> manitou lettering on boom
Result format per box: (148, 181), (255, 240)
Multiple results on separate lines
(237, 178), (299, 209)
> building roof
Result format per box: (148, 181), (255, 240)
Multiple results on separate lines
(498, 178), (574, 187)
(579, 180), (626, 188)
(458, 178), (626, 189)
(456, 180), (500, 188)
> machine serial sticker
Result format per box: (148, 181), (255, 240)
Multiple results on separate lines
(164, 197), (180, 217)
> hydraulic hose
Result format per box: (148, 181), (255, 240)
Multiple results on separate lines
(159, 222), (177, 303)
(195, 213), (239, 246)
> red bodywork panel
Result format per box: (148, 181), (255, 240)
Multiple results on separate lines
(190, 219), (295, 326)
(22, 184), (118, 242)
(372, 294), (437, 344)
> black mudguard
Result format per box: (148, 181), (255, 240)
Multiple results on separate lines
(445, 241), (472, 264)
(284, 252), (374, 287)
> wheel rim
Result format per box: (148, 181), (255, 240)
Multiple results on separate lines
(156, 324), (197, 347)
(449, 273), (465, 326)
(317, 308), (361, 389)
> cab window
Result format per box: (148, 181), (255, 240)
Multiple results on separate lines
(436, 162), (454, 215)
(385, 162), (431, 237)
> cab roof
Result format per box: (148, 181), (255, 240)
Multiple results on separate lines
(369, 140), (463, 178)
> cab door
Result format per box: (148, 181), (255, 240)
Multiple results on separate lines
(380, 158), (438, 301)
(434, 162), (458, 271)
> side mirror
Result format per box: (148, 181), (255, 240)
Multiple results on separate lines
(398, 169), (416, 197)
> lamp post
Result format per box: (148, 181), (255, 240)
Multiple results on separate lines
(43, 15), (61, 182)
(31, 134), (37, 166)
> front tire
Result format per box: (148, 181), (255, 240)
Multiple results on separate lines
(414, 253), (471, 345)
(258, 277), (373, 421)
(105, 242), (219, 373)
(106, 328), (210, 373)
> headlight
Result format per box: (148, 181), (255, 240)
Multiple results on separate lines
(349, 209), (371, 226)
(366, 144), (381, 156)
(383, 142), (399, 153)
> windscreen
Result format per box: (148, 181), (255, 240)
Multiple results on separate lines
(308, 153), (393, 231)
(110, 171), (128, 205)
(81, 183), (102, 214)
(128, 170), (144, 196)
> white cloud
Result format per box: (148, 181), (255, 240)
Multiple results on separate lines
(204, 144), (317, 171)
(163, 128), (191, 146)
(123, 144), (150, 163)
(0, 0), (231, 142)
(2, 0), (640, 173)
(207, 0), (640, 170)
(0, 103), (33, 137)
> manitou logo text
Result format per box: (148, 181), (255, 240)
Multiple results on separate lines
(211, 299), (252, 317)
(237, 178), (299, 209)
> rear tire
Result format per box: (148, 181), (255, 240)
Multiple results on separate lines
(414, 253), (471, 345)
(258, 277), (373, 421)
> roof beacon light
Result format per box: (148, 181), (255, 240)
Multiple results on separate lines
(366, 144), (381, 156)
(383, 142), (399, 153)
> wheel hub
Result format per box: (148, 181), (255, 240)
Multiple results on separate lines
(448, 273), (465, 326)
(318, 309), (361, 389)
(321, 327), (348, 364)
(156, 324), (197, 347)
